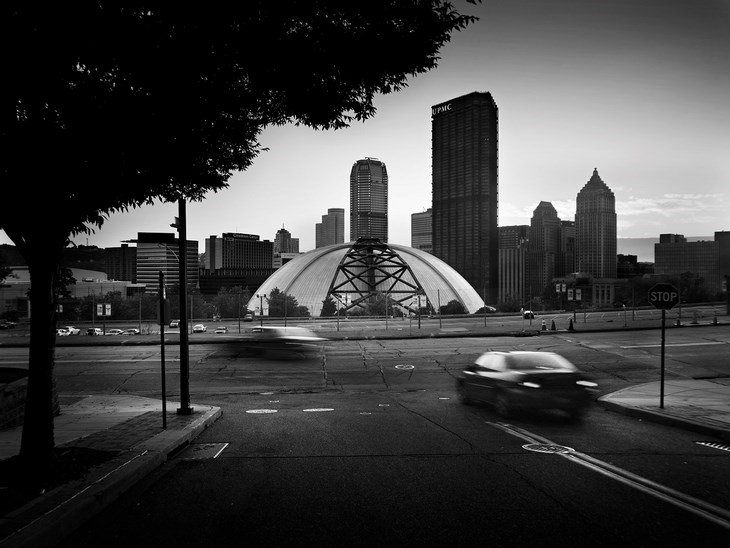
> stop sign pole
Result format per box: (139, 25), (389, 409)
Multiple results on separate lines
(648, 283), (680, 408)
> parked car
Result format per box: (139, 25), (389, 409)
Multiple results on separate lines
(243, 313), (254, 322)
(121, 328), (140, 336)
(214, 326), (228, 334)
(192, 324), (207, 333)
(62, 325), (80, 335)
(0, 321), (17, 329)
(169, 319), (180, 328)
(56, 328), (70, 336)
(456, 351), (598, 419)
(86, 327), (103, 336)
(106, 328), (124, 336)
(522, 310), (535, 319)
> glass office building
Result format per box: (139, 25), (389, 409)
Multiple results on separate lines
(431, 92), (499, 303)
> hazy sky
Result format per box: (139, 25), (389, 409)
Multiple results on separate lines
(4, 0), (728, 253)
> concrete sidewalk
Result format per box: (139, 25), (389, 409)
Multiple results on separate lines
(0, 397), (221, 548)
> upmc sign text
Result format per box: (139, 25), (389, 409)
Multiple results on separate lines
(648, 283), (680, 310)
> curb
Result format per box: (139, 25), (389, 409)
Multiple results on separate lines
(596, 397), (730, 443)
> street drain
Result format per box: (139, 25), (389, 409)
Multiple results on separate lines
(179, 442), (229, 460)
(523, 443), (574, 454)
(696, 441), (730, 453)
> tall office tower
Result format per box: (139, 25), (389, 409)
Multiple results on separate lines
(135, 233), (199, 294)
(575, 168), (617, 278)
(105, 243), (137, 282)
(431, 91), (499, 302)
(559, 220), (576, 276)
(498, 225), (528, 305)
(199, 232), (274, 294)
(316, 208), (345, 248)
(526, 201), (562, 297)
(274, 226), (298, 254)
(411, 208), (432, 253)
(350, 158), (388, 242)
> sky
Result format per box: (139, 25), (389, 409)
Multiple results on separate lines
(3, 1), (728, 260)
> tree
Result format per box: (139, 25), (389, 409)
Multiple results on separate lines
(320, 296), (338, 317)
(0, 2), (478, 471)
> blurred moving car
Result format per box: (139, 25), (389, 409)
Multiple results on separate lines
(214, 326), (228, 334)
(193, 324), (207, 333)
(456, 351), (597, 419)
(248, 326), (327, 354)
(121, 328), (140, 336)
(169, 319), (180, 328)
(86, 327), (103, 336)
(243, 313), (254, 322)
(522, 310), (535, 319)
(56, 328), (70, 336)
(106, 329), (124, 336)
(62, 325), (80, 335)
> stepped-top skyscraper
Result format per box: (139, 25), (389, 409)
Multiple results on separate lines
(575, 168), (617, 278)
(316, 208), (345, 248)
(350, 158), (388, 242)
(431, 91), (499, 302)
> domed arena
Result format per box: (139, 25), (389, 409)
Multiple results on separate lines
(246, 238), (485, 317)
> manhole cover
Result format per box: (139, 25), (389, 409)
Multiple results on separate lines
(523, 443), (574, 454)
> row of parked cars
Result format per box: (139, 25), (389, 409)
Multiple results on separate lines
(55, 326), (140, 336)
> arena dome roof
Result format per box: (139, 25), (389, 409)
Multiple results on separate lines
(246, 238), (484, 317)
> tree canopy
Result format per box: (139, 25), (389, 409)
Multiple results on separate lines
(0, 2), (478, 468)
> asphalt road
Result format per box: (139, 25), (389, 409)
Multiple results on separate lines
(35, 327), (730, 545)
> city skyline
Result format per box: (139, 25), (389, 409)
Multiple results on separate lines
(2, 1), (727, 256)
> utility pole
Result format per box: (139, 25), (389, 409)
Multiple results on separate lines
(171, 198), (192, 415)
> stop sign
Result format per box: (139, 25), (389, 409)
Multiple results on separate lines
(648, 283), (680, 310)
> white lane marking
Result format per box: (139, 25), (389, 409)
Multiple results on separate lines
(488, 422), (730, 530)
(302, 408), (334, 412)
(621, 342), (725, 349)
(246, 409), (278, 414)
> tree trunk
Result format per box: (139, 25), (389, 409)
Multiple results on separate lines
(19, 244), (62, 470)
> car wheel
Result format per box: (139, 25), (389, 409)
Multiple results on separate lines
(495, 392), (512, 418)
(457, 382), (472, 405)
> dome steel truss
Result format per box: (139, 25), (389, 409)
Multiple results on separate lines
(326, 238), (426, 314)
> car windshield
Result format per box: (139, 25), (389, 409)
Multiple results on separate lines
(506, 353), (575, 372)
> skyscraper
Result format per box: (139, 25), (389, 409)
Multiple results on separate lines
(411, 208), (432, 253)
(350, 158), (388, 242)
(575, 168), (617, 278)
(316, 208), (345, 248)
(526, 201), (562, 296)
(274, 226), (298, 254)
(431, 91), (499, 302)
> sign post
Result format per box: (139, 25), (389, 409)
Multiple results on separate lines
(648, 283), (680, 408)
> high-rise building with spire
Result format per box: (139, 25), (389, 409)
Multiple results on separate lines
(575, 168), (617, 278)
(350, 158), (388, 242)
(431, 91), (499, 302)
